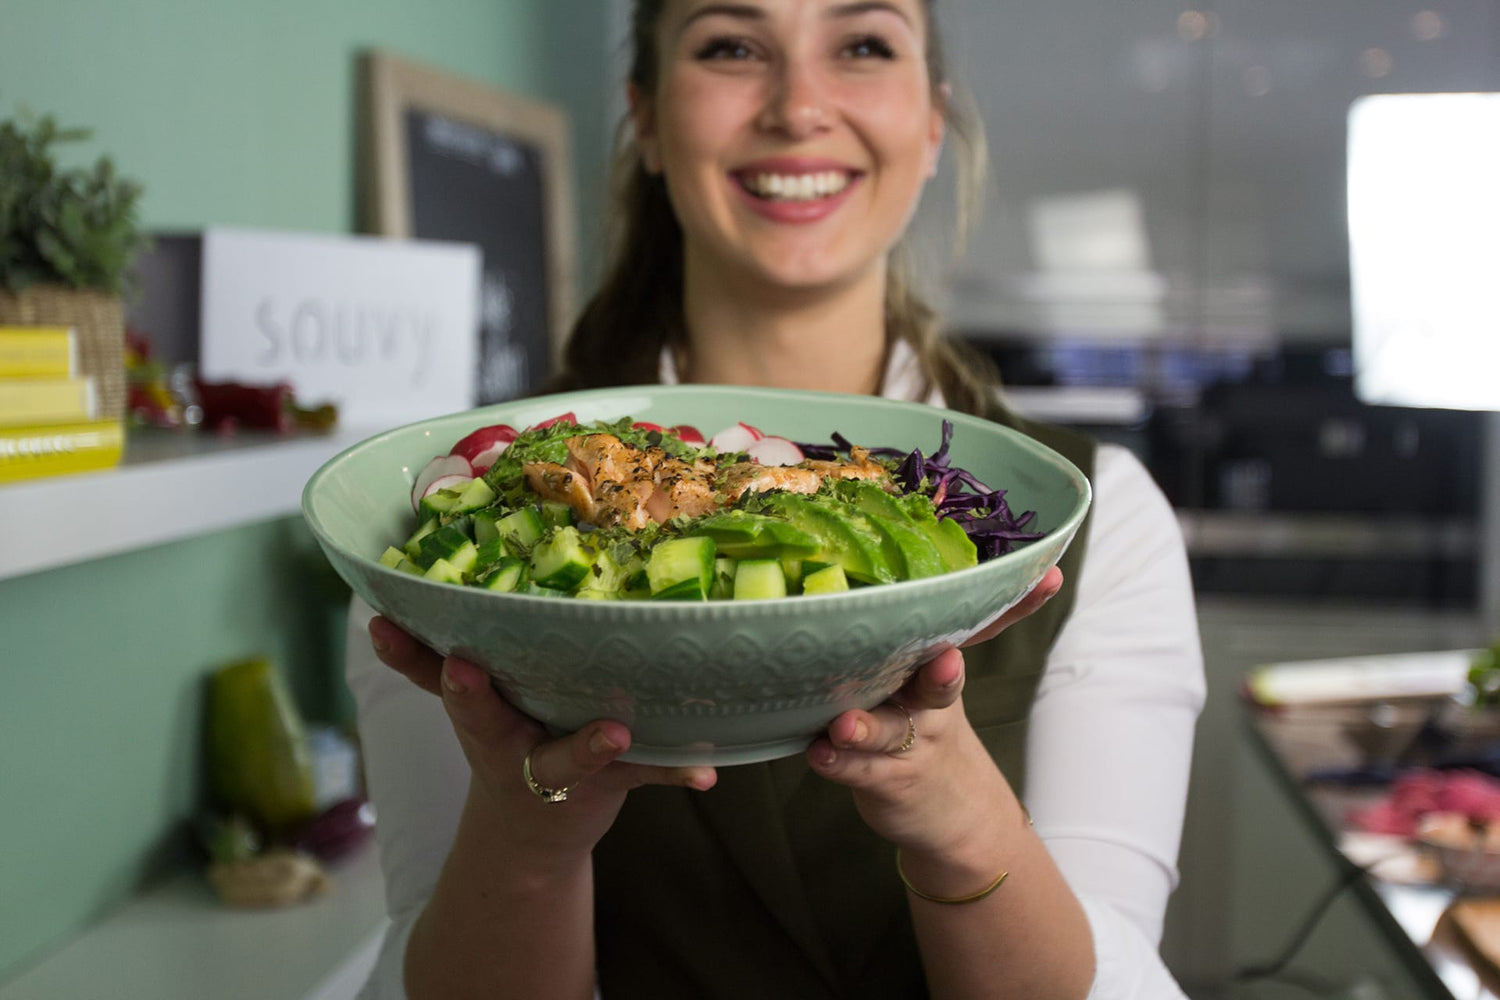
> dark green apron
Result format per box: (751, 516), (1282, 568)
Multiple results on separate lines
(592, 404), (1098, 999)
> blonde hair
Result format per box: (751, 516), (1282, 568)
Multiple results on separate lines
(551, 1), (1001, 415)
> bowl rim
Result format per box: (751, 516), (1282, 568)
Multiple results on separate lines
(301, 383), (1093, 609)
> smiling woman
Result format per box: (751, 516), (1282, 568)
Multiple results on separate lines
(345, 2), (1203, 998)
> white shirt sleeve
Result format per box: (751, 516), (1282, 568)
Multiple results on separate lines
(344, 596), (469, 1000)
(1025, 443), (1205, 999)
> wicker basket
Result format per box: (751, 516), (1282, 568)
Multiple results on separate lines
(0, 284), (126, 419)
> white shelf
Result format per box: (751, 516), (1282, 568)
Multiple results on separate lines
(0, 842), (388, 1000)
(0, 424), (381, 582)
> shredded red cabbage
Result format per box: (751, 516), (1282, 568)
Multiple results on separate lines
(794, 420), (1044, 561)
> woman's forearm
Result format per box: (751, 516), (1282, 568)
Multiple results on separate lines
(404, 780), (599, 1000)
(903, 776), (1095, 1000)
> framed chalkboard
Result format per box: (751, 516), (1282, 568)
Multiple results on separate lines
(362, 50), (575, 403)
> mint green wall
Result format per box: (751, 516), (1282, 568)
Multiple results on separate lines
(0, 0), (565, 982)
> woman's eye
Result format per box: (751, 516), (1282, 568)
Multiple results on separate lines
(842, 35), (896, 60)
(694, 37), (758, 61)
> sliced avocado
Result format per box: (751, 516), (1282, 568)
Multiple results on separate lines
(687, 509), (819, 560)
(760, 493), (894, 585)
(835, 482), (946, 580)
(922, 516), (979, 573)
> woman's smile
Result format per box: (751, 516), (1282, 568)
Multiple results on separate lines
(637, 0), (944, 294)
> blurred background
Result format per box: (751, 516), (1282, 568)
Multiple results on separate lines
(2, 2), (1498, 998)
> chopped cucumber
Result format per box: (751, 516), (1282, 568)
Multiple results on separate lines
(539, 500), (575, 528)
(415, 524), (478, 572)
(710, 557), (737, 600)
(531, 526), (593, 590)
(801, 563), (850, 594)
(733, 558), (787, 600)
(479, 556), (527, 592)
(646, 535), (716, 600)
(402, 517), (441, 560)
(377, 546), (407, 569)
(423, 557), (465, 585)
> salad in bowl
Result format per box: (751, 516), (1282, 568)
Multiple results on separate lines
(302, 385), (1091, 765)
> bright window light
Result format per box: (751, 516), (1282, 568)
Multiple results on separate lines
(1349, 93), (1500, 411)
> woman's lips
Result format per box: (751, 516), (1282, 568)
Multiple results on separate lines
(730, 164), (862, 223)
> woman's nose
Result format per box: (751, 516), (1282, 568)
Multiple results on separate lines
(757, 59), (831, 138)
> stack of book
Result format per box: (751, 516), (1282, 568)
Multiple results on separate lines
(0, 324), (124, 483)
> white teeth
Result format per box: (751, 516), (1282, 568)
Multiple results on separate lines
(745, 171), (850, 201)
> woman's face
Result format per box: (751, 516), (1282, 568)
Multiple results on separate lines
(635, 0), (945, 299)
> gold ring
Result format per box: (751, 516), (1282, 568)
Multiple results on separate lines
(523, 748), (574, 803)
(891, 700), (917, 753)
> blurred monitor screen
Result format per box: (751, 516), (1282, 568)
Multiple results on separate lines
(1348, 92), (1500, 411)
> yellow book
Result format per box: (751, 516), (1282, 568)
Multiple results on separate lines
(0, 326), (76, 377)
(0, 419), (125, 483)
(0, 376), (97, 426)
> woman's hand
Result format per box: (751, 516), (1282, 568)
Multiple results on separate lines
(805, 566), (1063, 855)
(368, 616), (717, 863)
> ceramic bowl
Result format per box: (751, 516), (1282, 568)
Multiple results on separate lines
(302, 385), (1091, 766)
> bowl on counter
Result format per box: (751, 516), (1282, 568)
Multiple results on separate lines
(301, 384), (1091, 766)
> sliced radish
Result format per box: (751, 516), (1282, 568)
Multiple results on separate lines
(530, 411), (576, 430)
(632, 421), (666, 433)
(670, 424), (705, 447)
(709, 422), (765, 453)
(421, 474), (472, 499)
(449, 424), (516, 469)
(411, 454), (473, 512)
(745, 435), (804, 466)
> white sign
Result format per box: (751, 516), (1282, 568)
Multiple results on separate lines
(200, 227), (481, 427)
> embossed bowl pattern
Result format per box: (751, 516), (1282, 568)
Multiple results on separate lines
(302, 385), (1092, 765)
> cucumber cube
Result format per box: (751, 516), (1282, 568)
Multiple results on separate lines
(646, 536), (716, 600)
(402, 517), (441, 560)
(423, 557), (465, 585)
(416, 524), (477, 571)
(733, 558), (787, 600)
(801, 564), (850, 595)
(479, 556), (527, 592)
(377, 546), (407, 569)
(531, 526), (593, 591)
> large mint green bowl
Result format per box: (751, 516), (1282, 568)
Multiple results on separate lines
(303, 385), (1091, 766)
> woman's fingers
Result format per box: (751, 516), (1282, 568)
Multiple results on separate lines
(369, 615), (444, 695)
(961, 566), (1063, 648)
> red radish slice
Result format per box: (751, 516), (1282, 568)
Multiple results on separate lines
(467, 447), (507, 476)
(450, 424), (516, 465)
(709, 422), (765, 453)
(411, 454), (473, 512)
(530, 411), (576, 430)
(633, 421), (666, 433)
(745, 435), (804, 466)
(421, 474), (471, 500)
(670, 424), (705, 446)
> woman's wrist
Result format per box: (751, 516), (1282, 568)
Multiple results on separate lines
(895, 795), (1032, 901)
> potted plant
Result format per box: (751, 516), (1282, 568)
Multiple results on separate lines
(0, 111), (149, 419)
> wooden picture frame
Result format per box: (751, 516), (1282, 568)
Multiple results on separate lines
(361, 50), (575, 402)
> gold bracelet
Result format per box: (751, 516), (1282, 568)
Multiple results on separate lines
(896, 850), (1009, 905)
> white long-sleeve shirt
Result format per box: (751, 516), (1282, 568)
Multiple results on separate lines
(346, 351), (1205, 998)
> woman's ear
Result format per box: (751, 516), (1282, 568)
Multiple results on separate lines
(629, 82), (663, 174)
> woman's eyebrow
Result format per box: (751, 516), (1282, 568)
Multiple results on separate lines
(827, 1), (915, 29)
(680, 3), (766, 30)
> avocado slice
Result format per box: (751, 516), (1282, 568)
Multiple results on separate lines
(761, 492), (895, 584)
(686, 509), (819, 560)
(834, 481), (947, 580)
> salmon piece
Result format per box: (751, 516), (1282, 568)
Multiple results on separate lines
(802, 446), (890, 484)
(719, 462), (822, 501)
(523, 461), (597, 522)
(592, 478), (654, 530)
(647, 455), (721, 521)
(566, 434), (656, 486)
